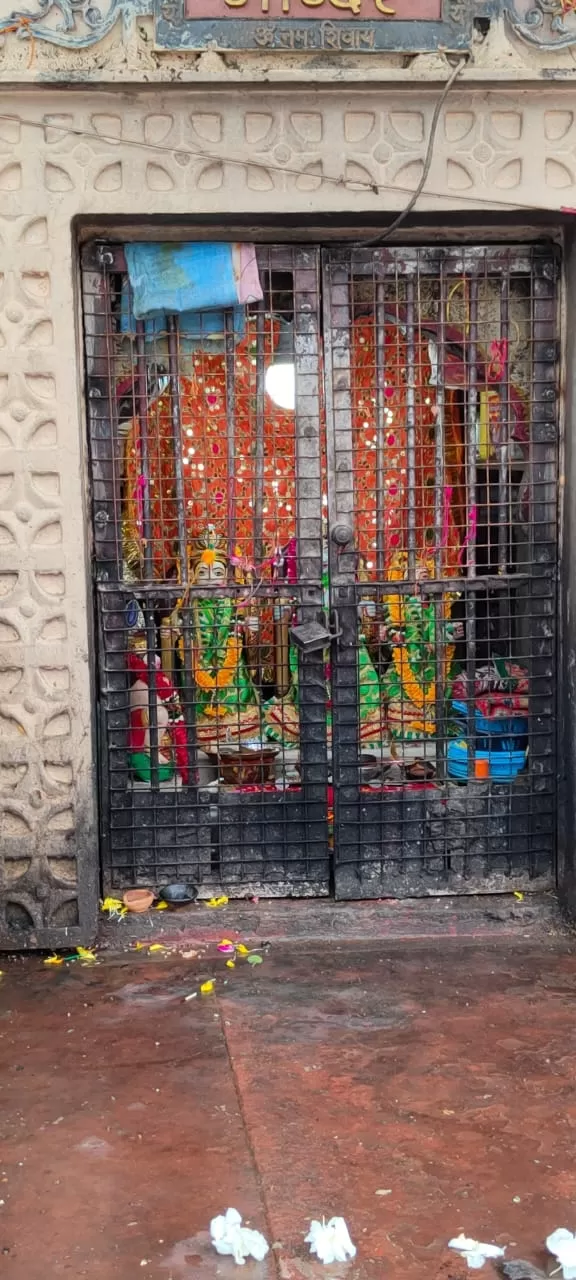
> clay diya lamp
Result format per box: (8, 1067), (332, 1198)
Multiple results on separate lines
(123, 888), (155, 913)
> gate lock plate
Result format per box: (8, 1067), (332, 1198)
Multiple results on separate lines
(289, 618), (341, 653)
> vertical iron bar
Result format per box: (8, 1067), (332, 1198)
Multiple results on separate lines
(498, 276), (511, 640)
(135, 320), (160, 791)
(167, 315), (197, 785)
(323, 257), (360, 898)
(434, 269), (446, 580)
(135, 325), (154, 584)
(225, 309), (237, 566)
(167, 317), (189, 587)
(406, 277), (417, 582)
(465, 275), (479, 780)
(82, 248), (126, 905)
(375, 282), (386, 579)
(294, 251), (329, 884)
(530, 251), (559, 876)
(253, 299), (265, 568)
(434, 263), (447, 782)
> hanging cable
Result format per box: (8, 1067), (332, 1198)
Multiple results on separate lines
(356, 56), (466, 247)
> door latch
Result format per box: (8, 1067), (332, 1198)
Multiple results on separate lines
(289, 615), (342, 653)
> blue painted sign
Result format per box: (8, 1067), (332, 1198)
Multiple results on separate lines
(155, 0), (473, 50)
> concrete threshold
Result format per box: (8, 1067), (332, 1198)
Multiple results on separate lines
(98, 891), (566, 954)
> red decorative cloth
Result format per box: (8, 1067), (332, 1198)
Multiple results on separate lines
(122, 318), (466, 580)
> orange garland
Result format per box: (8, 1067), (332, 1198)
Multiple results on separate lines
(385, 553), (456, 710)
(192, 633), (242, 691)
(391, 645), (437, 709)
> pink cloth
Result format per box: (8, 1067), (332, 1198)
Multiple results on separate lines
(233, 245), (264, 306)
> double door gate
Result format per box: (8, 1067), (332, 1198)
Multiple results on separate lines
(82, 240), (559, 899)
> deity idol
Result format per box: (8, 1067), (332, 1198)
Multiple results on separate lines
(174, 528), (263, 749)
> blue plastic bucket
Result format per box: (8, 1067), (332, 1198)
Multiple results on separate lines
(447, 739), (526, 782)
(451, 702), (528, 752)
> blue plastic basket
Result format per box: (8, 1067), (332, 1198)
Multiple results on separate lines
(447, 739), (526, 783)
(451, 702), (528, 752)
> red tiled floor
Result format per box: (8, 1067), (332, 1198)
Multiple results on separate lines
(0, 957), (273, 1278)
(1, 930), (575, 1278)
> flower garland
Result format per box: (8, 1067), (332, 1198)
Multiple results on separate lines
(391, 645), (436, 710)
(193, 633), (242, 691)
(384, 554), (457, 711)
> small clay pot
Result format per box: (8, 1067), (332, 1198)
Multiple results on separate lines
(123, 888), (155, 913)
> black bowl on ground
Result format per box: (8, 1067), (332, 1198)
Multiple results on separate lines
(158, 883), (198, 906)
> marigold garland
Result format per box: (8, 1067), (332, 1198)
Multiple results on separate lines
(391, 646), (436, 709)
(193, 634), (242, 691)
(384, 553), (457, 712)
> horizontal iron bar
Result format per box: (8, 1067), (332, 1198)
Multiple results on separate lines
(338, 574), (548, 595)
(327, 245), (559, 277)
(96, 581), (323, 598)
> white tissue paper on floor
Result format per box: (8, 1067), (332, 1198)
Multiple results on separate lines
(305, 1217), (357, 1265)
(448, 1234), (506, 1270)
(210, 1208), (269, 1267)
(547, 1229), (576, 1279)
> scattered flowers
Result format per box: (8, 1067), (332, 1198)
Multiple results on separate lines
(305, 1217), (357, 1266)
(210, 1208), (269, 1266)
(216, 939), (266, 969)
(44, 949), (98, 967)
(547, 1229), (576, 1279)
(100, 897), (127, 920)
(448, 1235), (505, 1270)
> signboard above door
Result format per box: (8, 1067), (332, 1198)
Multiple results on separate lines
(155, 0), (473, 51)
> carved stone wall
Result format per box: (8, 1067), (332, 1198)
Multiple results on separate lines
(0, 193), (97, 947)
(0, 82), (572, 945)
(6, 88), (576, 213)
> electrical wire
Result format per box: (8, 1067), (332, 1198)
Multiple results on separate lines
(0, 105), (568, 217)
(356, 56), (466, 246)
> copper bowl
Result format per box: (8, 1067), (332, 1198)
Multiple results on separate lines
(210, 743), (280, 787)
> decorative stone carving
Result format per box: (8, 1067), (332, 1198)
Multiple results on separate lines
(0, 201), (97, 948)
(506, 0), (576, 51)
(0, 0), (573, 64)
(0, 0), (152, 50)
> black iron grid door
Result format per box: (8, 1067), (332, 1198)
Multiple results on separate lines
(82, 238), (560, 901)
(323, 245), (559, 898)
(82, 244), (330, 896)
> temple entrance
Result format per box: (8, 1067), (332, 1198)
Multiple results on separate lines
(82, 239), (559, 899)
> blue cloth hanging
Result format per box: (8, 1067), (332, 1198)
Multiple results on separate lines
(125, 242), (243, 318)
(119, 281), (245, 348)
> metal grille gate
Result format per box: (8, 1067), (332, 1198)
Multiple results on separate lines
(82, 240), (559, 899)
